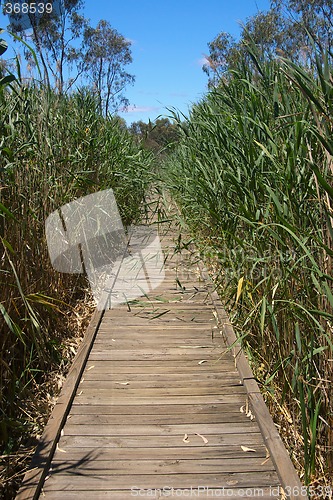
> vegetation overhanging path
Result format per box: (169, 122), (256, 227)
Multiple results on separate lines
(16, 204), (304, 499)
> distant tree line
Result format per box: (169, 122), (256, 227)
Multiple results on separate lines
(129, 118), (180, 155)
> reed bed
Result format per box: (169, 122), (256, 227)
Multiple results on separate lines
(0, 54), (154, 494)
(163, 44), (333, 484)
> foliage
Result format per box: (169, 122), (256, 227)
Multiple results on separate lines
(202, 32), (238, 87)
(129, 118), (180, 155)
(0, 42), (153, 497)
(6, 0), (87, 92)
(163, 42), (333, 482)
(203, 0), (333, 86)
(82, 20), (134, 115)
(4, 1), (135, 110)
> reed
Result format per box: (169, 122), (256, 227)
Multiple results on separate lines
(0, 40), (154, 478)
(163, 42), (333, 483)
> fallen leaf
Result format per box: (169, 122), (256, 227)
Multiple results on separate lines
(87, 365), (95, 371)
(236, 276), (244, 305)
(240, 405), (245, 413)
(56, 443), (67, 453)
(261, 457), (270, 465)
(77, 390), (83, 396)
(241, 446), (256, 453)
(198, 360), (207, 365)
(195, 433), (208, 444)
(227, 480), (239, 486)
(117, 382), (130, 386)
(183, 434), (190, 443)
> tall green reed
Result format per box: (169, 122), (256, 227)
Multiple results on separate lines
(1, 54), (154, 456)
(163, 42), (333, 482)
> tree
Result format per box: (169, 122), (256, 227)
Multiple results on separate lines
(82, 20), (134, 115)
(129, 118), (179, 154)
(7, 0), (87, 93)
(202, 32), (238, 87)
(203, 0), (333, 84)
(272, 0), (333, 57)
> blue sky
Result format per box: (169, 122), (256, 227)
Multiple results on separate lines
(1, 0), (271, 124)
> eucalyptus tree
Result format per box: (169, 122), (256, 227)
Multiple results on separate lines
(6, 0), (88, 93)
(82, 20), (134, 115)
(203, 0), (333, 85)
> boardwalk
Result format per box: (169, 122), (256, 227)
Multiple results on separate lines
(16, 217), (304, 499)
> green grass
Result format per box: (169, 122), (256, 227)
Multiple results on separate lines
(163, 42), (333, 483)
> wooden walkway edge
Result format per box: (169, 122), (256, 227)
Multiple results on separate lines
(197, 263), (305, 497)
(16, 216), (305, 500)
(15, 307), (105, 500)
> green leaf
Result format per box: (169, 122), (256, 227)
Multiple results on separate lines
(1, 238), (15, 254)
(0, 74), (16, 86)
(0, 38), (8, 56)
(0, 202), (17, 221)
(295, 322), (302, 354)
(0, 303), (25, 345)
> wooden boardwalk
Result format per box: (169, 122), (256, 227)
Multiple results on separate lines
(17, 218), (304, 499)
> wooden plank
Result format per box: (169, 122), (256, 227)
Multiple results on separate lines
(65, 412), (253, 425)
(73, 395), (247, 405)
(79, 377), (242, 387)
(41, 490), (280, 500)
(81, 362), (238, 373)
(57, 433), (266, 449)
(62, 422), (258, 436)
(72, 386), (246, 397)
(80, 370), (238, 379)
(51, 446), (269, 461)
(42, 471), (280, 491)
(43, 458), (276, 474)
(68, 403), (248, 415)
(87, 351), (230, 361)
(93, 337), (225, 346)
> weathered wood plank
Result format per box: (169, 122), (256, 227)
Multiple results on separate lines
(73, 395), (247, 405)
(68, 403), (247, 415)
(56, 433), (266, 449)
(41, 490), (280, 500)
(51, 447), (268, 461)
(42, 471), (280, 490)
(62, 422), (258, 436)
(87, 351), (230, 361)
(45, 458), (276, 474)
(65, 412), (253, 425)
(81, 362), (237, 373)
(79, 377), (242, 388)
